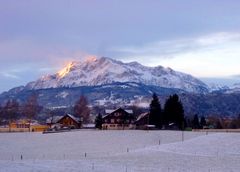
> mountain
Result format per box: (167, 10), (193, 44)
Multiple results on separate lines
(220, 83), (240, 94)
(207, 83), (229, 92)
(1, 57), (240, 117)
(25, 57), (208, 93)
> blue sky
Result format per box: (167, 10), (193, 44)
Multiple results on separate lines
(1, 0), (240, 92)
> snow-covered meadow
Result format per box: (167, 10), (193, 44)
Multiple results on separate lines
(0, 130), (239, 172)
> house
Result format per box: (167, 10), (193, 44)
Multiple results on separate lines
(46, 114), (82, 129)
(135, 112), (149, 129)
(102, 108), (135, 130)
(9, 119), (30, 130)
(8, 119), (49, 132)
(135, 112), (160, 130)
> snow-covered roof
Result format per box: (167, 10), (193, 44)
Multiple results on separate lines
(136, 112), (149, 121)
(105, 108), (133, 114)
(82, 124), (95, 128)
(66, 114), (80, 123)
(46, 116), (63, 124)
(46, 114), (80, 124)
(105, 109), (115, 114)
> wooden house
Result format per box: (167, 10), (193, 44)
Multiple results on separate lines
(135, 112), (158, 130)
(135, 112), (150, 129)
(102, 108), (135, 130)
(46, 114), (81, 129)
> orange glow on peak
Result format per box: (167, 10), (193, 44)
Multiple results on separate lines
(85, 55), (97, 62)
(57, 62), (73, 78)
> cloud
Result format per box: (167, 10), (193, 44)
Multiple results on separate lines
(108, 32), (240, 78)
(0, 38), (98, 73)
(110, 32), (240, 61)
(1, 72), (20, 79)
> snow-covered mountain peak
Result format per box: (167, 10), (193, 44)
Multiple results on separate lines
(25, 57), (209, 93)
(57, 62), (75, 78)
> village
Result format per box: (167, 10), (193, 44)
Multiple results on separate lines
(1, 93), (239, 133)
(0, 107), (167, 133)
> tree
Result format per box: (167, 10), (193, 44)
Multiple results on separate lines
(200, 116), (207, 128)
(0, 105), (3, 124)
(3, 99), (19, 131)
(149, 93), (162, 128)
(192, 114), (200, 129)
(23, 94), (41, 131)
(74, 95), (90, 124)
(95, 113), (103, 129)
(163, 94), (185, 130)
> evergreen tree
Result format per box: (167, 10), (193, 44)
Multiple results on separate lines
(192, 114), (200, 129)
(149, 93), (162, 128)
(95, 113), (103, 129)
(200, 116), (207, 128)
(163, 94), (185, 129)
(74, 95), (90, 124)
(0, 105), (2, 124)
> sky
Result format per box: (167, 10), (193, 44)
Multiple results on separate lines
(1, 0), (240, 92)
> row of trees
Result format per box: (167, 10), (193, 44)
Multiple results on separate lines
(2, 92), (239, 130)
(0, 94), (41, 130)
(0, 94), (91, 125)
(149, 93), (185, 129)
(192, 114), (240, 129)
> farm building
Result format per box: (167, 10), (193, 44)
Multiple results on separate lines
(4, 119), (49, 132)
(102, 108), (135, 130)
(135, 112), (151, 129)
(46, 114), (82, 129)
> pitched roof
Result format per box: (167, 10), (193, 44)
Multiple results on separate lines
(65, 114), (80, 123)
(46, 114), (80, 124)
(105, 108), (133, 114)
(136, 112), (149, 122)
(46, 116), (63, 124)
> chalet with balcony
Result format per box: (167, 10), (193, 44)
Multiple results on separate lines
(102, 108), (135, 130)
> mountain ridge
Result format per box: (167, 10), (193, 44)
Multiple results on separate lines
(24, 57), (209, 93)
(1, 57), (240, 117)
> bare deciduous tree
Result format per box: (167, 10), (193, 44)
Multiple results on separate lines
(3, 99), (19, 132)
(23, 94), (40, 131)
(74, 95), (90, 124)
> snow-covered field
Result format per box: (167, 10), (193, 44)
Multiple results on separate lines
(0, 130), (239, 172)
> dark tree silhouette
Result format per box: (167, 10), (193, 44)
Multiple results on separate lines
(192, 114), (200, 129)
(163, 94), (185, 130)
(23, 94), (41, 131)
(3, 99), (19, 131)
(95, 113), (103, 129)
(200, 116), (207, 128)
(0, 105), (3, 124)
(149, 93), (162, 128)
(74, 95), (90, 124)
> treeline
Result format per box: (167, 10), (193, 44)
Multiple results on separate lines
(1, 92), (240, 130)
(0, 94), (92, 125)
(191, 114), (240, 129)
(143, 93), (240, 130)
(148, 93), (185, 130)
(0, 94), (42, 125)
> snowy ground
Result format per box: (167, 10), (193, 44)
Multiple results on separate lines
(0, 130), (239, 172)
